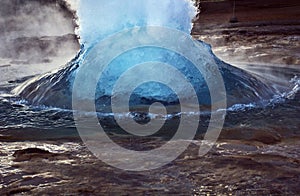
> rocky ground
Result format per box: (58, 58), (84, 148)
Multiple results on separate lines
(0, 137), (299, 195)
(192, 0), (300, 67)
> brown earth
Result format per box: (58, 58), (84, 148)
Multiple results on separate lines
(192, 0), (300, 67)
(0, 138), (299, 195)
(192, 0), (300, 29)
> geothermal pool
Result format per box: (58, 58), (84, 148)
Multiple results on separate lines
(0, 0), (299, 194)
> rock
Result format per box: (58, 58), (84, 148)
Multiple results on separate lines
(219, 127), (282, 144)
(250, 130), (282, 144)
(13, 148), (56, 162)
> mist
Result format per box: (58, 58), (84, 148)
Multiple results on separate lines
(0, 0), (79, 83)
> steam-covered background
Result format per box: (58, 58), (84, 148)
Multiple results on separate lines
(0, 0), (79, 84)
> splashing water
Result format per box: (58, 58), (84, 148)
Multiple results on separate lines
(13, 0), (276, 111)
(77, 0), (196, 46)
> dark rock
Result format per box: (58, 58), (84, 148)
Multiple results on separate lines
(229, 16), (238, 23)
(8, 187), (32, 195)
(13, 148), (56, 162)
(250, 130), (282, 144)
(220, 127), (282, 144)
(20, 176), (60, 186)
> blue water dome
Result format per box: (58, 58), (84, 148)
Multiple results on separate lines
(13, 0), (275, 110)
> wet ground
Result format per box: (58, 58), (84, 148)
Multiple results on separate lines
(192, 0), (300, 67)
(0, 138), (299, 195)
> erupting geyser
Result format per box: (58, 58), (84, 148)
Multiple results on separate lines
(13, 0), (275, 110)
